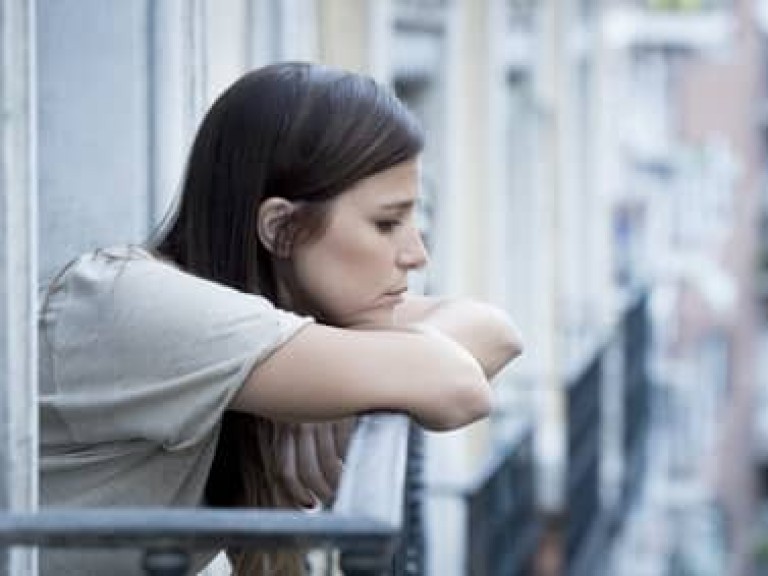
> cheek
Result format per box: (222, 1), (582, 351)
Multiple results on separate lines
(296, 234), (392, 312)
(332, 234), (394, 289)
(315, 228), (386, 277)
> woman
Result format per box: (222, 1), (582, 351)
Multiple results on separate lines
(39, 62), (522, 575)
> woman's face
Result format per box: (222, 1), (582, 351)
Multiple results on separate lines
(285, 159), (428, 328)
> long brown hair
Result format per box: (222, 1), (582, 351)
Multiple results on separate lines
(151, 62), (423, 574)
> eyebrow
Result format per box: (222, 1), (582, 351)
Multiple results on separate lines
(379, 200), (416, 212)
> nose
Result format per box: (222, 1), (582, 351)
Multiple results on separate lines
(397, 226), (429, 270)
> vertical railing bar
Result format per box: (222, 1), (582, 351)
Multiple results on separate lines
(0, 0), (38, 575)
(142, 548), (190, 576)
(465, 425), (538, 576)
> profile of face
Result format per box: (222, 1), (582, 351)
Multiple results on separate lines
(161, 63), (427, 323)
(277, 159), (428, 328)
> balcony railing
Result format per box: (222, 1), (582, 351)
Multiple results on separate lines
(565, 350), (604, 576)
(465, 422), (540, 576)
(564, 290), (651, 576)
(621, 293), (651, 517)
(0, 414), (420, 576)
(443, 291), (651, 576)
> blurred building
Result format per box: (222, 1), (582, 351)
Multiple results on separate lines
(604, 1), (761, 576)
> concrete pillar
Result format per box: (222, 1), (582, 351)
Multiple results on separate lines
(148, 0), (208, 226)
(204, 0), (249, 101)
(36, 0), (151, 282)
(0, 0), (39, 574)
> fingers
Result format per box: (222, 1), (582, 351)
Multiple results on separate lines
(295, 424), (335, 504)
(273, 419), (359, 509)
(333, 417), (357, 458)
(314, 423), (344, 495)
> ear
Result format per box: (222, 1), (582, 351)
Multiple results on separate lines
(257, 197), (296, 257)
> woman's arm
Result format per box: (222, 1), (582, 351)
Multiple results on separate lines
(230, 323), (491, 431)
(394, 295), (523, 379)
(235, 297), (522, 504)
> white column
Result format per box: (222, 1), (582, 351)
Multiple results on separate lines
(451, 0), (493, 297)
(365, 0), (392, 82)
(0, 0), (38, 574)
(532, 0), (566, 512)
(426, 3), (492, 574)
(204, 0), (250, 100)
(244, 0), (276, 66)
(148, 0), (204, 226)
(278, 0), (319, 61)
(486, 0), (515, 309)
(188, 0), (208, 115)
(591, 0), (616, 325)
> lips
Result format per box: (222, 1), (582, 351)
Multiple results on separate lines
(385, 287), (408, 297)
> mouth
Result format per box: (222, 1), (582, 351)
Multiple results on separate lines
(384, 287), (408, 297)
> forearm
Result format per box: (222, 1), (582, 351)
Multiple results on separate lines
(395, 295), (523, 379)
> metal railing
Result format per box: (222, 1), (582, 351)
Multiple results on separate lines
(563, 290), (651, 576)
(565, 350), (604, 576)
(391, 426), (426, 576)
(0, 414), (419, 576)
(620, 293), (651, 518)
(465, 421), (540, 576)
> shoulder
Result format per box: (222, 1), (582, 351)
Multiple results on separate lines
(46, 244), (258, 312)
(43, 244), (308, 345)
(42, 244), (164, 305)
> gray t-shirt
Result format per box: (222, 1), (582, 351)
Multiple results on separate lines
(38, 245), (312, 575)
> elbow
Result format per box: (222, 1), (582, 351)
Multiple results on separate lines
(494, 317), (524, 377)
(484, 315), (525, 380)
(452, 378), (493, 429)
(497, 308), (524, 361)
(432, 382), (491, 431)
(422, 361), (493, 432)
(506, 322), (524, 361)
(486, 305), (525, 364)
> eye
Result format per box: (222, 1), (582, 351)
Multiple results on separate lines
(375, 219), (402, 234)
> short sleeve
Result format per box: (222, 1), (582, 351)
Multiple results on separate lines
(44, 248), (312, 451)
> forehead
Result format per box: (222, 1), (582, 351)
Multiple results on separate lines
(336, 159), (421, 209)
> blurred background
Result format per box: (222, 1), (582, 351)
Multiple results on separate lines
(5, 0), (768, 574)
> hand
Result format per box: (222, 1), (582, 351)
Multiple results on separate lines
(275, 418), (357, 508)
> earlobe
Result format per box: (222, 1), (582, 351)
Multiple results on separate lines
(257, 197), (296, 257)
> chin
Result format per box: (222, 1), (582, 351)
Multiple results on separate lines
(337, 309), (396, 329)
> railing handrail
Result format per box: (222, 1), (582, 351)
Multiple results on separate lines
(0, 413), (411, 568)
(0, 508), (392, 550)
(562, 286), (649, 389)
(334, 413), (409, 525)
